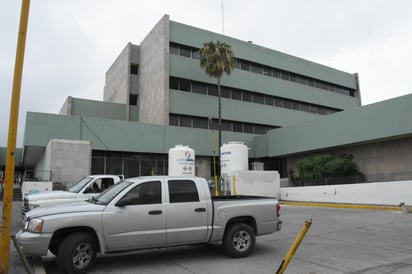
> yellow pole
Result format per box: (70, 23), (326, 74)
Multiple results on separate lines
(0, 1), (31, 273)
(276, 219), (312, 274)
(232, 175), (237, 195)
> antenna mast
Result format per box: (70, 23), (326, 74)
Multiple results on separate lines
(221, 0), (225, 34)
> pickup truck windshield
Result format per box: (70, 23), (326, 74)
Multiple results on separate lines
(68, 177), (93, 193)
(91, 180), (133, 205)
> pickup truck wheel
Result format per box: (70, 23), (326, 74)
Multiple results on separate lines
(56, 232), (97, 274)
(223, 223), (256, 258)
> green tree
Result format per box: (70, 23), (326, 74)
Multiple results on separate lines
(297, 154), (362, 181)
(199, 41), (234, 174)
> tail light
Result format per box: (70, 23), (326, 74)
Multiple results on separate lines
(276, 203), (281, 217)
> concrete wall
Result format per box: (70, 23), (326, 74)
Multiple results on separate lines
(280, 181), (412, 206)
(104, 43), (130, 106)
(139, 14), (170, 125)
(196, 156), (211, 179)
(71, 98), (127, 121)
(59, 96), (72, 115)
(36, 139), (91, 185)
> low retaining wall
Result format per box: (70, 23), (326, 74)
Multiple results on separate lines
(280, 180), (412, 206)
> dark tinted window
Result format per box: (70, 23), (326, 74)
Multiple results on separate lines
(221, 87), (231, 98)
(180, 79), (191, 92)
(265, 96), (274, 106)
(208, 85), (218, 96)
(192, 82), (207, 94)
(170, 77), (179, 90)
(169, 114), (179, 126)
(231, 89), (242, 100)
(122, 181), (161, 205)
(233, 122), (243, 133)
(253, 94), (264, 104)
(130, 64), (138, 75)
(168, 180), (199, 203)
(181, 116), (192, 127)
(193, 117), (208, 129)
(242, 91), (252, 102)
(180, 46), (191, 57)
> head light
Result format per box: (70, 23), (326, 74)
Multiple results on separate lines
(28, 202), (40, 210)
(25, 218), (44, 233)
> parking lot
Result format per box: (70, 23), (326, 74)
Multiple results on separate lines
(28, 204), (411, 274)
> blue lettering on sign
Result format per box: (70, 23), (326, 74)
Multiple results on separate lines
(221, 151), (231, 156)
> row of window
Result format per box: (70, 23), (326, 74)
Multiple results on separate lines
(91, 150), (288, 179)
(122, 180), (199, 205)
(170, 42), (355, 97)
(170, 114), (277, 135)
(170, 77), (339, 115)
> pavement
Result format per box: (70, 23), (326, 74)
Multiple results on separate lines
(2, 198), (412, 274)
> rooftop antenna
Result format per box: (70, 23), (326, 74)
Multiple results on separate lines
(221, 0), (225, 34)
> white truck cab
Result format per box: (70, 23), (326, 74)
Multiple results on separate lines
(22, 174), (123, 212)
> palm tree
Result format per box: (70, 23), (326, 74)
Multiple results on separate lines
(199, 40), (234, 178)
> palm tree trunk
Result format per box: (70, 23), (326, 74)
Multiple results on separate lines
(217, 76), (222, 177)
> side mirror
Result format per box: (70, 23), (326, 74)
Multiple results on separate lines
(115, 197), (135, 207)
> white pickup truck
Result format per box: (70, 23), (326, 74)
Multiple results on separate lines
(16, 176), (282, 274)
(22, 175), (123, 212)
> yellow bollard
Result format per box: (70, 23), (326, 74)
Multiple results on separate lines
(0, 1), (31, 273)
(276, 219), (312, 274)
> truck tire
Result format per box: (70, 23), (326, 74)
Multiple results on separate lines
(223, 223), (256, 258)
(56, 232), (97, 274)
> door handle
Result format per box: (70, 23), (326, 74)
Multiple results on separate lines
(148, 210), (162, 215)
(195, 207), (206, 212)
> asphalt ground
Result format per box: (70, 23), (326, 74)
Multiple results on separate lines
(3, 201), (412, 274)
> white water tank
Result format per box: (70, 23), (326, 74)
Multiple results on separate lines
(220, 142), (249, 176)
(168, 145), (195, 176)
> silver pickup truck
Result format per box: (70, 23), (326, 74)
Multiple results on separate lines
(16, 176), (282, 274)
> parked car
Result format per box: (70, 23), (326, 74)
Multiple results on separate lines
(22, 174), (124, 212)
(16, 176), (282, 273)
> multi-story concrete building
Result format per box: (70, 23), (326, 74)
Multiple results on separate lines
(2, 15), (412, 186)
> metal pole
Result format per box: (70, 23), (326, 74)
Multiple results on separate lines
(0, 1), (31, 273)
(276, 219), (312, 274)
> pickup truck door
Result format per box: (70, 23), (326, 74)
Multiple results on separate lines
(166, 179), (209, 245)
(102, 181), (166, 252)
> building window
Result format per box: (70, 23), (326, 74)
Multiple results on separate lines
(233, 122), (243, 133)
(208, 85), (218, 96)
(242, 91), (252, 102)
(180, 116), (192, 127)
(179, 79), (191, 92)
(169, 42), (356, 98)
(253, 93), (264, 104)
(130, 64), (138, 75)
(169, 77), (340, 116)
(221, 87), (231, 98)
(193, 117), (208, 129)
(179, 45), (192, 58)
(231, 89), (242, 100)
(169, 114), (179, 126)
(192, 82), (207, 94)
(129, 94), (138, 106)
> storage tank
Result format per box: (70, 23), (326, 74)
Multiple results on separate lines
(168, 145), (195, 176)
(220, 142), (249, 176)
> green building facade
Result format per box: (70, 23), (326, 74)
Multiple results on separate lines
(3, 15), (411, 186)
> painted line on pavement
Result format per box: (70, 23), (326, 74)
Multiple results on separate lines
(280, 201), (403, 211)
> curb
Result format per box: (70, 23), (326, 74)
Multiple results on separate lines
(279, 201), (403, 211)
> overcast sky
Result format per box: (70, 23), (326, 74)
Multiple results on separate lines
(1, 0), (411, 147)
